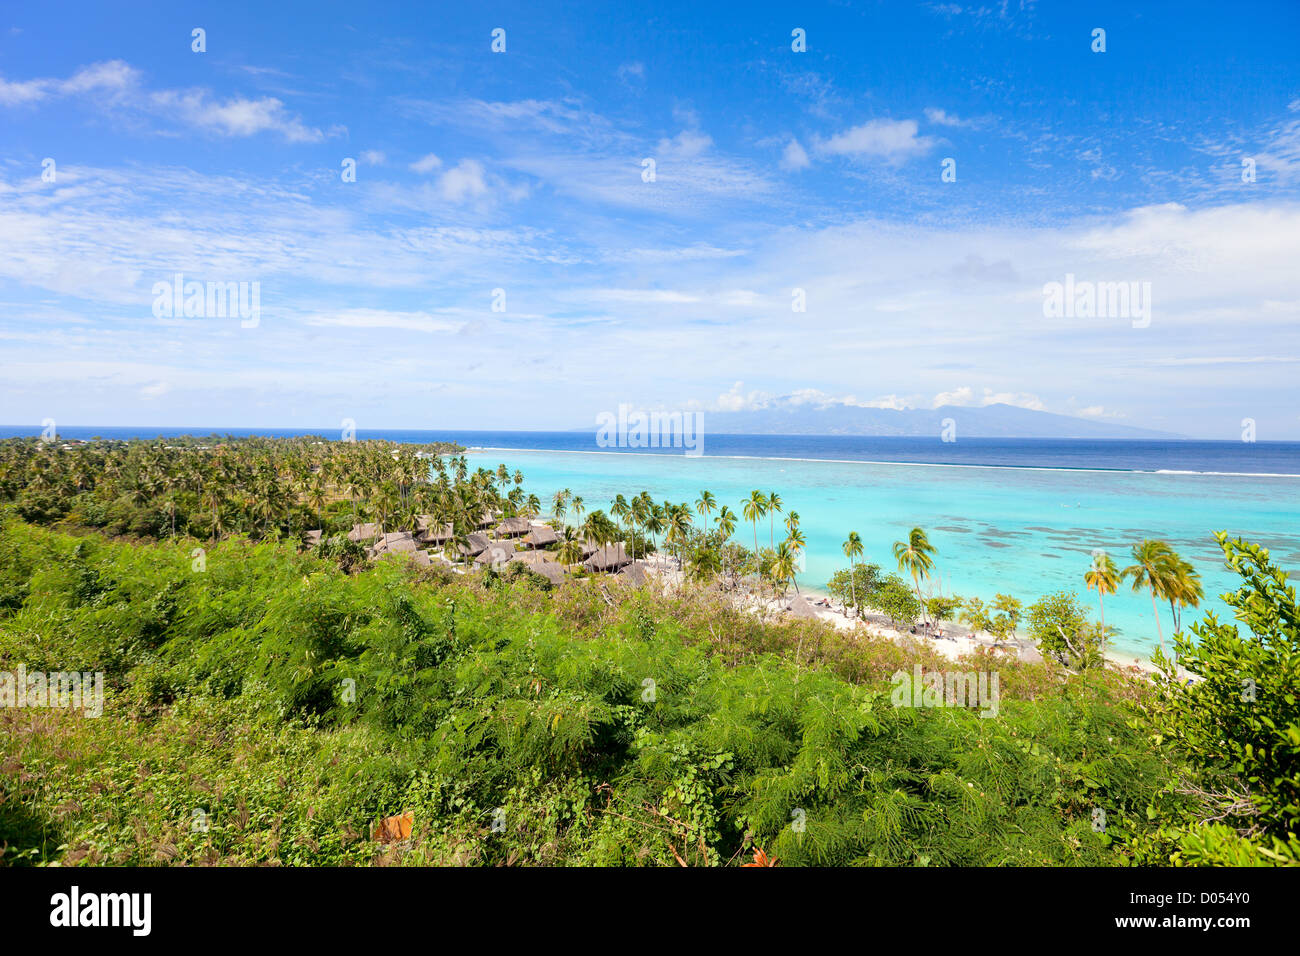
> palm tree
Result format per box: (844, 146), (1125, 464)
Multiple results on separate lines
(715, 505), (738, 585)
(772, 541), (798, 599)
(1083, 551), (1120, 643)
(665, 504), (693, 584)
(643, 502), (664, 556)
(1123, 539), (1176, 654)
(743, 490), (768, 559)
(784, 527), (806, 594)
(611, 494), (631, 550)
(892, 527), (937, 623)
(630, 493), (650, 560)
(556, 528), (584, 570)
(570, 495), (585, 531)
(767, 492), (783, 550)
(695, 490), (716, 536)
(552, 488), (570, 526)
(843, 531), (864, 616)
(1164, 556), (1203, 633)
(715, 505), (737, 541)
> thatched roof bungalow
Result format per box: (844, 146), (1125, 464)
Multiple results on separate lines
(616, 561), (651, 587)
(523, 562), (566, 586)
(459, 532), (492, 556)
(416, 517), (453, 544)
(511, 550), (555, 567)
(369, 531), (418, 558)
(347, 522), (379, 542)
(474, 542), (515, 567)
(523, 525), (559, 547)
(584, 543), (631, 573)
(495, 516), (532, 537)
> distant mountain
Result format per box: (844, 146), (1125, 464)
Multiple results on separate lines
(688, 401), (1182, 439)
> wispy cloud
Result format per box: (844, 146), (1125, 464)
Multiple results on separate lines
(0, 59), (334, 142)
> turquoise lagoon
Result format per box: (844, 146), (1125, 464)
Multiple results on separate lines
(465, 447), (1300, 661)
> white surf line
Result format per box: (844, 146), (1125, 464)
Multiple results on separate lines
(462, 446), (1300, 479)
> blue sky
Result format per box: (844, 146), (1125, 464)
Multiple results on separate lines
(2, 0), (1299, 437)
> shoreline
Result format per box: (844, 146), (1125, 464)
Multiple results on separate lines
(634, 553), (1173, 677)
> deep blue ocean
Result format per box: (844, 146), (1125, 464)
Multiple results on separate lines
(5, 426), (1300, 475)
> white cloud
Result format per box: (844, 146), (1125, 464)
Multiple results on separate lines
(932, 387), (1045, 410)
(410, 153), (442, 173)
(817, 119), (935, 163)
(437, 159), (489, 201)
(150, 90), (327, 142)
(780, 139), (810, 171)
(924, 107), (973, 128)
(657, 129), (712, 159)
(62, 60), (140, 95)
(359, 150), (386, 166)
(0, 59), (329, 142)
(715, 381), (772, 411)
(0, 77), (49, 106)
(617, 62), (645, 83)
(303, 308), (463, 333)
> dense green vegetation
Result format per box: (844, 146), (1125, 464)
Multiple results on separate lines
(0, 512), (1294, 867)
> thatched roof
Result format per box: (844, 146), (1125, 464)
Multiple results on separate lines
(377, 531), (417, 552)
(476, 511), (497, 529)
(303, 529), (323, 547)
(460, 532), (491, 556)
(511, 550), (556, 567)
(347, 522), (379, 542)
(368, 531), (418, 559)
(409, 550), (433, 567)
(523, 525), (559, 547)
(616, 561), (651, 587)
(584, 543), (631, 573)
(474, 541), (515, 566)
(415, 517), (453, 543)
(495, 516), (532, 537)
(526, 562), (566, 586)
(416, 522), (453, 545)
(581, 538), (602, 557)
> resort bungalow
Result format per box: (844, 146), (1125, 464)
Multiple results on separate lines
(415, 516), (453, 546)
(522, 562), (565, 586)
(523, 525), (559, 548)
(616, 561), (651, 587)
(474, 542), (515, 567)
(347, 522), (379, 542)
(459, 532), (492, 556)
(369, 531), (418, 558)
(512, 550), (556, 567)
(495, 516), (533, 537)
(584, 543), (632, 573)
(303, 529), (323, 548)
